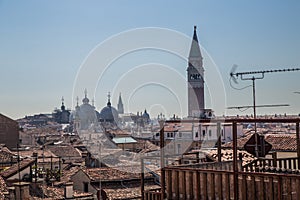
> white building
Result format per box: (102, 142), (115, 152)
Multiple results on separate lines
(154, 122), (243, 156)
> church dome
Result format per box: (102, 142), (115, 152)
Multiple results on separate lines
(70, 90), (98, 130)
(142, 109), (150, 119)
(99, 103), (119, 122)
(99, 93), (119, 123)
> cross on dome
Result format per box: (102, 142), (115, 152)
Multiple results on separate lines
(107, 92), (111, 106)
(82, 89), (90, 104)
(76, 96), (79, 106)
(84, 88), (88, 98)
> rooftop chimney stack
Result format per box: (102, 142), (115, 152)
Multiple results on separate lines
(64, 182), (74, 199)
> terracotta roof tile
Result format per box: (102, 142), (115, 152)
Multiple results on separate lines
(205, 149), (256, 166)
(0, 175), (8, 199)
(0, 158), (36, 179)
(135, 140), (160, 153)
(31, 185), (93, 199)
(223, 133), (297, 152)
(86, 165), (152, 181)
(0, 148), (17, 164)
(103, 183), (160, 200)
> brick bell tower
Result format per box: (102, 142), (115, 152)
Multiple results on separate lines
(187, 26), (205, 117)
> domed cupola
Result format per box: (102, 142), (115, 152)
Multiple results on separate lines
(142, 109), (150, 124)
(61, 96), (66, 111)
(70, 89), (98, 130)
(82, 89), (90, 104)
(99, 92), (119, 123)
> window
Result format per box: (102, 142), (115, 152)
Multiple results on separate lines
(208, 130), (212, 137)
(195, 132), (198, 138)
(202, 130), (206, 137)
(83, 182), (89, 192)
(221, 129), (224, 136)
(177, 144), (181, 154)
(179, 132), (182, 137)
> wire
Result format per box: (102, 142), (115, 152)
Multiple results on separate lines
(238, 107), (250, 112)
(229, 76), (252, 91)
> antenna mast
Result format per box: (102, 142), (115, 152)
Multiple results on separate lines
(230, 67), (300, 157)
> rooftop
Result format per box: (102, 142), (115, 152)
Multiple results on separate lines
(223, 133), (298, 152)
(87, 165), (151, 181)
(0, 158), (36, 179)
(112, 137), (137, 144)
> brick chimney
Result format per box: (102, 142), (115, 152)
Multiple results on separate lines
(64, 182), (73, 199)
(13, 182), (30, 200)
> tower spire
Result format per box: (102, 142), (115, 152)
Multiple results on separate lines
(189, 25), (202, 59)
(117, 92), (124, 114)
(187, 26), (205, 117)
(76, 96), (79, 107)
(193, 25), (198, 42)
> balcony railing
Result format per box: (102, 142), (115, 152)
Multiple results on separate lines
(142, 118), (300, 200)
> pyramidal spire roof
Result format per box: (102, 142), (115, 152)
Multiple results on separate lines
(118, 93), (123, 105)
(189, 26), (202, 58)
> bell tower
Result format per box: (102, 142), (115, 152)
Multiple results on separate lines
(117, 93), (124, 114)
(187, 26), (205, 117)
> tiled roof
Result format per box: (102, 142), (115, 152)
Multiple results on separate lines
(0, 158), (36, 179)
(87, 165), (151, 181)
(136, 140), (160, 153)
(56, 166), (88, 185)
(0, 175), (8, 199)
(0, 147), (16, 164)
(31, 185), (93, 199)
(222, 133), (252, 149)
(223, 133), (298, 151)
(205, 149), (256, 166)
(47, 145), (82, 159)
(164, 123), (197, 132)
(103, 183), (160, 200)
(13, 149), (59, 160)
(265, 134), (297, 151)
(109, 129), (131, 137)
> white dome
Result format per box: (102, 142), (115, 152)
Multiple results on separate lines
(70, 95), (98, 130)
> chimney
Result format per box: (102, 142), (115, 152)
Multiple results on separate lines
(7, 187), (15, 200)
(13, 182), (30, 200)
(64, 182), (73, 199)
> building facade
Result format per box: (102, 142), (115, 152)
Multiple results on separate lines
(0, 114), (19, 149)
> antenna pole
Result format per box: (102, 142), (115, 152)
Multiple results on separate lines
(252, 77), (259, 157)
(230, 67), (300, 157)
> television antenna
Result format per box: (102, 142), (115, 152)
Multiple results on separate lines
(227, 104), (290, 111)
(230, 66), (300, 157)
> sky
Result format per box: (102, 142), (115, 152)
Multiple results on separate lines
(0, 0), (300, 119)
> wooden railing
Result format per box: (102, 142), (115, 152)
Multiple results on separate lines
(160, 167), (300, 200)
(242, 157), (299, 172)
(144, 189), (162, 200)
(143, 118), (300, 200)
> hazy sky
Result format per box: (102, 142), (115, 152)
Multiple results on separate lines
(1, 0), (300, 119)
